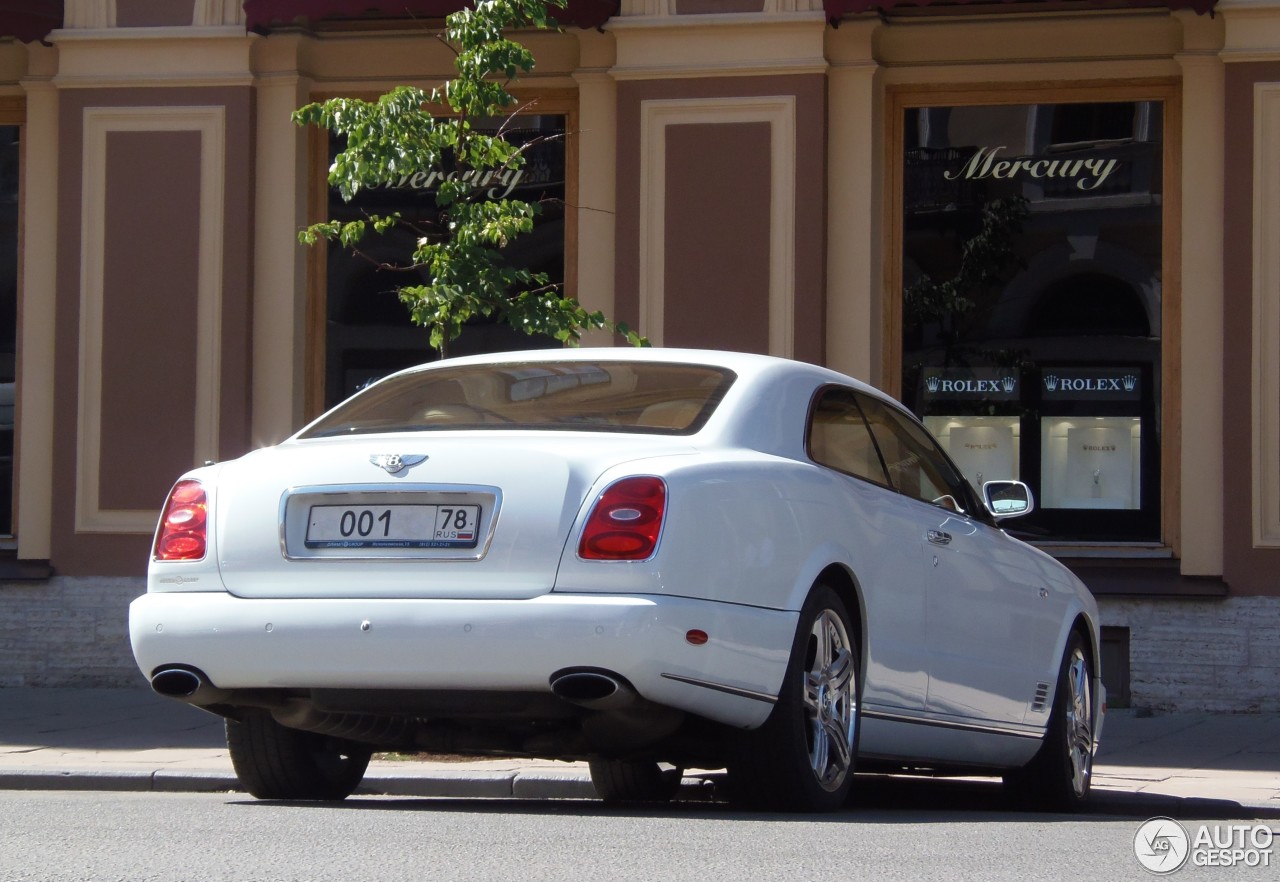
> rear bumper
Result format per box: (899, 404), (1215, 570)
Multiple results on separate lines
(129, 591), (796, 729)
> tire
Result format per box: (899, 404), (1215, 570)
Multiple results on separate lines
(1005, 631), (1096, 812)
(589, 759), (683, 803)
(226, 709), (372, 801)
(727, 584), (860, 812)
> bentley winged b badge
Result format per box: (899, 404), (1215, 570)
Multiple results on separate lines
(369, 453), (428, 475)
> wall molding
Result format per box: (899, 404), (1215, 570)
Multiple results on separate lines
(638, 96), (796, 356)
(77, 106), (225, 534)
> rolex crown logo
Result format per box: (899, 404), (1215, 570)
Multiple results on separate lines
(1044, 374), (1059, 392)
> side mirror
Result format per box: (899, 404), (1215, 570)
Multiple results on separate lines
(982, 480), (1035, 520)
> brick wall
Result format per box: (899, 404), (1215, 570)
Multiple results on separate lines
(0, 577), (144, 687)
(1099, 596), (1280, 713)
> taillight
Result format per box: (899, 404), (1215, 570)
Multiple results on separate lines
(578, 476), (667, 561)
(154, 480), (208, 561)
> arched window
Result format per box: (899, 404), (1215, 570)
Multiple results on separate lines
(1028, 273), (1150, 338)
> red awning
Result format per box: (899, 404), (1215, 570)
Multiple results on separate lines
(825, 0), (1218, 18)
(244, 0), (620, 31)
(0, 0), (62, 44)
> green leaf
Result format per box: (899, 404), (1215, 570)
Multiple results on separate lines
(293, 0), (641, 355)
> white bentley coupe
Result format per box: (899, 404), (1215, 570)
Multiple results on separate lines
(129, 348), (1102, 812)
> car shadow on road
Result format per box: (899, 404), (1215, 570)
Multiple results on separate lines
(843, 773), (1280, 821)
(229, 772), (1280, 823)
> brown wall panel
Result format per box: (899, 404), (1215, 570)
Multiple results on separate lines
(677, 0), (764, 12)
(616, 74), (827, 364)
(663, 122), (771, 353)
(52, 87), (255, 577)
(98, 130), (201, 512)
(1223, 61), (1280, 597)
(117, 0), (191, 27)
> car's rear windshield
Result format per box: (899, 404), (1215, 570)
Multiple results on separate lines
(299, 361), (737, 438)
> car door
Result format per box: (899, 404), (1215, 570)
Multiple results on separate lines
(854, 392), (1064, 726)
(806, 387), (930, 715)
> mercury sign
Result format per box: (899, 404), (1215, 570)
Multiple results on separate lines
(944, 145), (1120, 191)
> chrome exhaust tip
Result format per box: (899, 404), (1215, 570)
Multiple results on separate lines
(149, 667), (229, 705)
(549, 669), (637, 711)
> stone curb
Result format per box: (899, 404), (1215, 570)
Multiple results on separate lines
(0, 768), (605, 800)
(0, 769), (239, 793)
(0, 767), (730, 803)
(1, 767), (1276, 815)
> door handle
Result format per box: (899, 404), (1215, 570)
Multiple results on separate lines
(927, 530), (952, 546)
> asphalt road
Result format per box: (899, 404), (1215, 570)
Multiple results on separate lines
(2, 789), (1276, 882)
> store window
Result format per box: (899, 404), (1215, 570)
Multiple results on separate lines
(899, 100), (1164, 543)
(320, 114), (568, 410)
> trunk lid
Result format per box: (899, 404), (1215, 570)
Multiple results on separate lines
(212, 433), (687, 600)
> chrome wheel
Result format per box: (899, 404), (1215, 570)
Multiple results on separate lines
(726, 584), (860, 812)
(1065, 646), (1094, 798)
(1005, 630), (1095, 811)
(803, 609), (857, 792)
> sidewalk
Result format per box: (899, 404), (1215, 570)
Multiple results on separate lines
(1, 687), (1278, 813)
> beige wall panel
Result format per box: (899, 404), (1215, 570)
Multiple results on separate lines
(875, 13), (1181, 68)
(573, 34), (618, 346)
(612, 18), (825, 80)
(17, 75), (55, 559)
(663, 122), (771, 353)
(875, 13), (1181, 91)
(294, 30), (580, 91)
(1177, 40), (1225, 577)
(825, 19), (879, 383)
(0, 41), (30, 87)
(252, 34), (312, 443)
(53, 31), (253, 89)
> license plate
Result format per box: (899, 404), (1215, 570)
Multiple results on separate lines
(305, 504), (481, 549)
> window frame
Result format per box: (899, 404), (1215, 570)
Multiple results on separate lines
(884, 80), (1182, 553)
(0, 96), (22, 545)
(304, 89), (580, 421)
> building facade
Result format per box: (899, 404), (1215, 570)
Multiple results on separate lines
(0, 0), (1276, 711)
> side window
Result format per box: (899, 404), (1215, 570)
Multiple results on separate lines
(855, 392), (970, 512)
(807, 388), (890, 487)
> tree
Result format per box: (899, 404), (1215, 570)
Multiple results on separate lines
(903, 195), (1030, 336)
(292, 0), (644, 356)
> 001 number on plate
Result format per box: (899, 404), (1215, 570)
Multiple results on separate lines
(305, 504), (481, 549)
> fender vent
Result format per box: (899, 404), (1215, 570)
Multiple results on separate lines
(1031, 682), (1052, 713)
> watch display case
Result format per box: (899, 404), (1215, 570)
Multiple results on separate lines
(924, 416), (1020, 490)
(1040, 417), (1141, 510)
(911, 364), (1158, 541)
